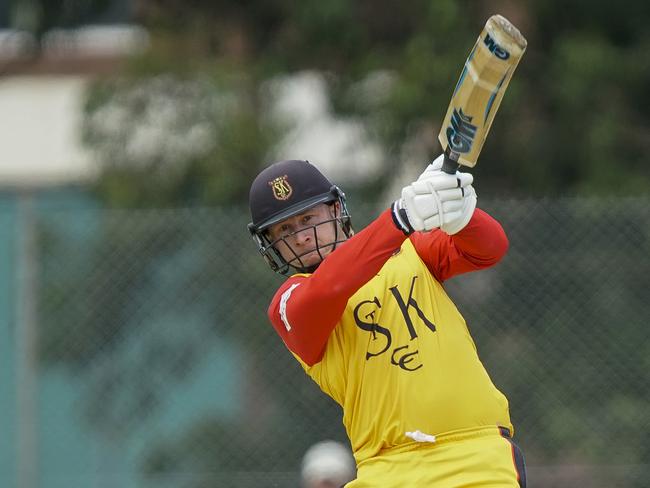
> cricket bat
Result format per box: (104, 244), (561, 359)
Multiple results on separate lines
(439, 14), (527, 174)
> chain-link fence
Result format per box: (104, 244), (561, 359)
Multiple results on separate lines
(3, 194), (649, 488)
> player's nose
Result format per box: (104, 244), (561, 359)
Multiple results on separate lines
(294, 227), (314, 245)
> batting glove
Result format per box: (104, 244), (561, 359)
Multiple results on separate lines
(391, 167), (476, 235)
(440, 183), (476, 235)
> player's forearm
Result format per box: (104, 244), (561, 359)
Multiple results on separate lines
(298, 208), (406, 296)
(410, 208), (508, 281)
(450, 208), (509, 266)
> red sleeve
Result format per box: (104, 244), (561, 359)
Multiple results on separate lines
(268, 208), (407, 366)
(409, 208), (509, 282)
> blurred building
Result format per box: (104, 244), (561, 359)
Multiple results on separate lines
(0, 0), (148, 188)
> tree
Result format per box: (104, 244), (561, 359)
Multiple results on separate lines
(10, 0), (113, 46)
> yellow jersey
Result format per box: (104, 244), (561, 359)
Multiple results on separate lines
(294, 238), (512, 463)
(268, 208), (512, 465)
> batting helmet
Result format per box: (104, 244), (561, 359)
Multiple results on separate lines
(248, 160), (352, 274)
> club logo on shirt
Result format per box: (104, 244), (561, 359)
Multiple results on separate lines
(269, 175), (293, 200)
(391, 346), (421, 372)
(353, 275), (435, 372)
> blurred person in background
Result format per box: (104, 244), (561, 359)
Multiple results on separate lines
(301, 440), (356, 488)
(247, 156), (526, 487)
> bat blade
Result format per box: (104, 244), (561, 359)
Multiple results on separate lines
(439, 14), (527, 172)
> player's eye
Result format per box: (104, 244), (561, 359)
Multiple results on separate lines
(271, 224), (291, 239)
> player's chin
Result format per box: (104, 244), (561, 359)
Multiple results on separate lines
(291, 248), (331, 268)
(292, 253), (321, 268)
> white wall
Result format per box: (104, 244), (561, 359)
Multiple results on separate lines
(0, 76), (96, 187)
(0, 71), (387, 189)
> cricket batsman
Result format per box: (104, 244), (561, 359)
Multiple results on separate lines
(247, 157), (526, 487)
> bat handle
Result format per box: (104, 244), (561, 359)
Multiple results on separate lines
(441, 152), (460, 174)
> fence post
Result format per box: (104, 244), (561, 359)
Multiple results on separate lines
(15, 191), (38, 488)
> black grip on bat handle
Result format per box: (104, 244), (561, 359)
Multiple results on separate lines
(441, 152), (460, 174)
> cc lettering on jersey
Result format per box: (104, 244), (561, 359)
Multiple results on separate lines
(391, 345), (423, 371)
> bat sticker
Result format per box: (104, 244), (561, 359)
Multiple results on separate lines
(446, 108), (478, 154)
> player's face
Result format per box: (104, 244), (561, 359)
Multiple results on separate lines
(268, 203), (342, 268)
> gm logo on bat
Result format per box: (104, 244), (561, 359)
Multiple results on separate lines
(446, 108), (477, 154)
(484, 33), (510, 60)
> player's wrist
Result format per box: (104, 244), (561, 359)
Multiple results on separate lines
(391, 200), (415, 236)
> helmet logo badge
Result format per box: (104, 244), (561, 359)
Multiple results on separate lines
(269, 175), (293, 201)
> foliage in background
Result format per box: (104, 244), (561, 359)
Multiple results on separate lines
(83, 72), (277, 207)
(79, 0), (649, 206)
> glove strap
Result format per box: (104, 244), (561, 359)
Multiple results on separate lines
(391, 200), (415, 236)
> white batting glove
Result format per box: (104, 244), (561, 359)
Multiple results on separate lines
(414, 153), (477, 234)
(391, 166), (476, 235)
(440, 183), (476, 235)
